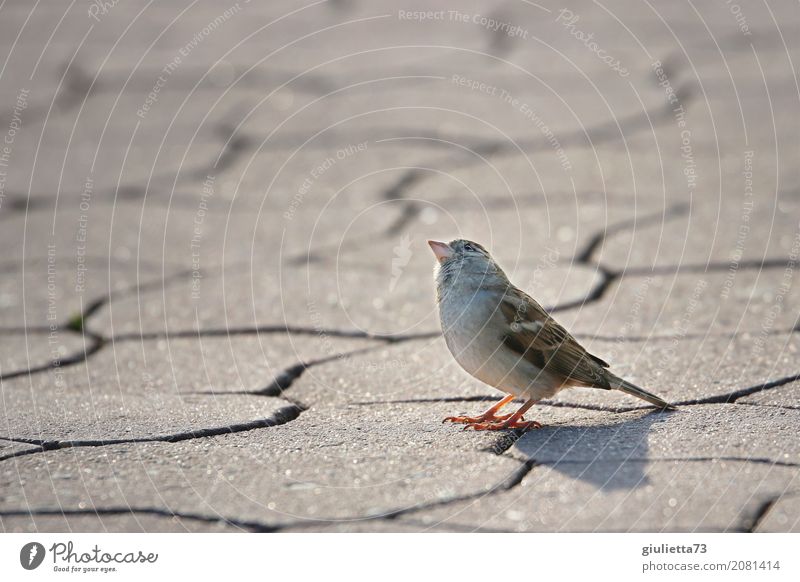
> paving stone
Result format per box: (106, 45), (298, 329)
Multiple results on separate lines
(755, 493), (800, 533)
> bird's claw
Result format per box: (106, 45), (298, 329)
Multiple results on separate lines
(462, 418), (542, 431)
(444, 413), (513, 425)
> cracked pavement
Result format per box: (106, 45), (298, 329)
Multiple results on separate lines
(1, 0), (798, 533)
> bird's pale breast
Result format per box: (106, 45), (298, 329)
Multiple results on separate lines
(438, 289), (563, 400)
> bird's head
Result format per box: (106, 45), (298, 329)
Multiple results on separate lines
(427, 239), (507, 291)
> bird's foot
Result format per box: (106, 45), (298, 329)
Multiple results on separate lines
(443, 412), (513, 424)
(463, 418), (542, 431)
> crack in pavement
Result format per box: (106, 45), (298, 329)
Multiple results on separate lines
(747, 498), (778, 532)
(0, 270), (194, 381)
(2, 455), (794, 532)
(376, 83), (695, 206)
(677, 373), (800, 406)
(378, 459), (538, 521)
(349, 395), (641, 413)
(746, 491), (799, 533)
(575, 203), (690, 263)
(0, 404), (302, 463)
(281, 455), (798, 531)
(353, 372), (800, 414)
(291, 81), (697, 265)
(0, 507), (280, 533)
(5, 190), (774, 388)
(273, 458), (539, 530)
(0, 334), (105, 382)
(0, 62), (94, 133)
(533, 457), (800, 469)
(110, 325), (438, 344)
(187, 344), (389, 410)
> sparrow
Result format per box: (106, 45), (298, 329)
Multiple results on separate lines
(428, 239), (675, 431)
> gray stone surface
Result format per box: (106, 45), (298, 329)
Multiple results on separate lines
(1, 0), (798, 533)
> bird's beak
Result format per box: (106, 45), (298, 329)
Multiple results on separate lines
(427, 240), (453, 263)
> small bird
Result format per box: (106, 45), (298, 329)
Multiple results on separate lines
(428, 239), (675, 431)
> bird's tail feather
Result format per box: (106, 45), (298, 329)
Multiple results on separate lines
(609, 375), (676, 410)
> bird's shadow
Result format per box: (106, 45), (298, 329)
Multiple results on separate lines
(513, 409), (674, 491)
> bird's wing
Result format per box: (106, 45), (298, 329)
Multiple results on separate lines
(498, 287), (610, 388)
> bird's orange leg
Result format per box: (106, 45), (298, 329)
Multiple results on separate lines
(443, 394), (515, 425)
(465, 398), (542, 431)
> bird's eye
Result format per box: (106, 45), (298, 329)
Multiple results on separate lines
(463, 243), (474, 252)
